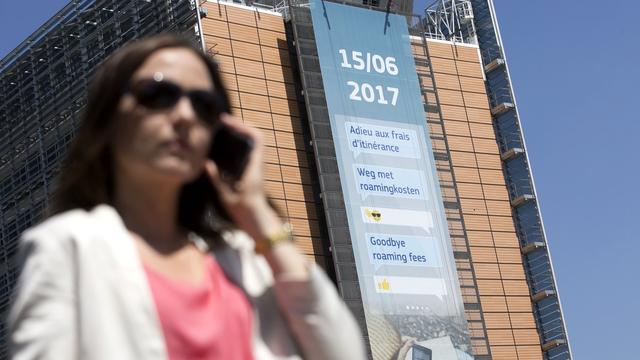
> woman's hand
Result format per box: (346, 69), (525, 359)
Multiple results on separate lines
(204, 114), (281, 243)
(204, 114), (307, 276)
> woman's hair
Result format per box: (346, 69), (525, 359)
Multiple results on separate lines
(50, 33), (233, 240)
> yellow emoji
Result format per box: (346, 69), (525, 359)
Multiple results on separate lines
(377, 278), (390, 291)
(365, 208), (382, 222)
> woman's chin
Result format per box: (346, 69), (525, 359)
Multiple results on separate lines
(150, 160), (203, 184)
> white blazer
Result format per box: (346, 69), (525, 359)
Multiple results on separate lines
(8, 204), (365, 360)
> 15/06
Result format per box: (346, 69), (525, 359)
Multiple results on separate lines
(339, 49), (399, 75)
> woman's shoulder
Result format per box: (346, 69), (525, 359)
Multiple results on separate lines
(22, 204), (119, 247)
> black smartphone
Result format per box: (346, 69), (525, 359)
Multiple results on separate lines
(209, 125), (254, 181)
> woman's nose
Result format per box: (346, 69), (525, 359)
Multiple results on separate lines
(171, 96), (198, 126)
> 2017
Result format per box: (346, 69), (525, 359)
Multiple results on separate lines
(347, 81), (399, 106)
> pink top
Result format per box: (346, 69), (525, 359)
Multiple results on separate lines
(143, 256), (254, 360)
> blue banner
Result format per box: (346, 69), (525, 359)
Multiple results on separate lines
(309, 1), (474, 358)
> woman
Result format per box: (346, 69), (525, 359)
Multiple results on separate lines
(8, 34), (365, 360)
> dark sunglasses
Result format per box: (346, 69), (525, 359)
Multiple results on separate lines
(127, 77), (225, 123)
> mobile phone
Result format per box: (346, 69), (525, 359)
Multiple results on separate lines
(411, 344), (432, 360)
(209, 125), (254, 181)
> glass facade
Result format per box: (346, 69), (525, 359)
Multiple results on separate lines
(0, 1), (199, 356)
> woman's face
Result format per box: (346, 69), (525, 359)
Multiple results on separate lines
(112, 47), (215, 186)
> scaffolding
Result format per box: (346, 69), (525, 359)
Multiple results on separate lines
(423, 0), (477, 44)
(0, 0), (199, 356)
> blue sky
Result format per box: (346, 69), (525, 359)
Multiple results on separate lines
(2, 1), (638, 359)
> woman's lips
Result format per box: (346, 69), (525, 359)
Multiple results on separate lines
(165, 138), (192, 152)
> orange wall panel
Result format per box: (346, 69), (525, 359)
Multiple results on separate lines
(440, 104), (468, 121)
(277, 148), (309, 168)
(472, 137), (500, 154)
(273, 114), (304, 134)
(517, 346), (544, 360)
(267, 80), (296, 99)
(201, 19), (230, 38)
(241, 109), (272, 129)
(201, 1), (227, 20)
(496, 248), (522, 264)
(481, 296), (508, 312)
(258, 28), (288, 49)
(205, 35), (232, 56)
(231, 40), (261, 60)
(451, 46), (481, 63)
(256, 14), (286, 32)
(455, 60), (484, 78)
(485, 200), (512, 216)
(427, 42), (454, 58)
(477, 280), (504, 296)
(433, 72), (461, 91)
(281, 165), (314, 185)
(261, 46), (291, 66)
(479, 169), (506, 185)
(509, 312), (537, 329)
(448, 135), (473, 152)
(263, 163), (282, 182)
(463, 91), (490, 109)
(484, 312), (512, 329)
(443, 120), (471, 137)
(236, 75), (268, 95)
(506, 296), (534, 313)
(491, 345), (518, 360)
(490, 216), (516, 232)
(466, 231), (494, 247)
(466, 107), (493, 124)
(239, 92), (270, 111)
(499, 264), (526, 280)
(492, 232), (520, 248)
(486, 330), (515, 346)
(453, 166), (481, 183)
(215, 54), (236, 73)
(437, 89), (465, 106)
(228, 23), (259, 44)
(457, 183), (484, 199)
(469, 122), (495, 138)
(225, 6), (258, 27)
(513, 329), (541, 345)
(473, 263), (500, 279)
(450, 151), (478, 168)
(275, 131), (306, 151)
(264, 180), (285, 199)
(459, 76), (487, 93)
(233, 58), (265, 78)
(475, 154), (503, 170)
(470, 247), (498, 263)
(256, 128), (276, 147)
(264, 63), (295, 83)
(460, 198), (488, 215)
(430, 57), (457, 75)
(503, 280), (531, 296)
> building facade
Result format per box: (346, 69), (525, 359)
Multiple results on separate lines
(0, 0), (570, 359)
